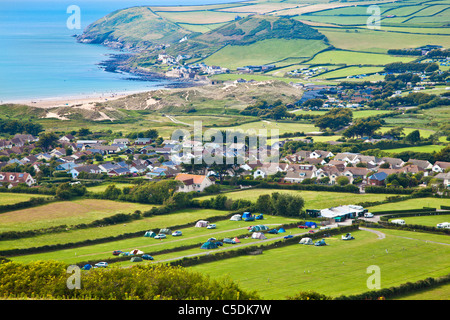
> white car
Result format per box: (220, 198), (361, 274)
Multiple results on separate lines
(206, 224), (216, 229)
(319, 226), (331, 230)
(364, 212), (374, 218)
(94, 262), (108, 268)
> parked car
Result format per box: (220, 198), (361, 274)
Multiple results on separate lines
(172, 230), (182, 236)
(206, 224), (216, 229)
(142, 254), (154, 260)
(298, 225), (308, 229)
(112, 250), (123, 256)
(364, 212), (374, 218)
(284, 235), (293, 239)
(154, 234), (166, 239)
(320, 226), (331, 230)
(94, 262), (108, 268)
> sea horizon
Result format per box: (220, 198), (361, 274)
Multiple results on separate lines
(0, 0), (244, 103)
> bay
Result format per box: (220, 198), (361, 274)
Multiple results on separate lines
(0, 0), (242, 102)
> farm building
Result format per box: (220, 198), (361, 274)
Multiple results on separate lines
(319, 205), (366, 222)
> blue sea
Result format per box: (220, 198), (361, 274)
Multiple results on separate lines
(0, 0), (242, 103)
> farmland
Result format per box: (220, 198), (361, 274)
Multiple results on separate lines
(1, 0), (449, 303)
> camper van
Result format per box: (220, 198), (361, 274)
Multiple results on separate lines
(437, 222), (450, 229)
(391, 219), (406, 225)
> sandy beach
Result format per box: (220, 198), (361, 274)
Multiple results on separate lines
(3, 92), (137, 109)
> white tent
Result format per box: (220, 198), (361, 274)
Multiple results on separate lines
(251, 232), (267, 240)
(195, 220), (209, 227)
(230, 214), (242, 221)
(299, 237), (313, 245)
(130, 249), (144, 255)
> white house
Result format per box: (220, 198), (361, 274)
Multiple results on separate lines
(174, 173), (214, 192)
(432, 161), (450, 173)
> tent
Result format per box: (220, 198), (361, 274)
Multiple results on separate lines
(131, 256), (143, 262)
(314, 239), (327, 246)
(242, 212), (252, 219)
(233, 237), (241, 243)
(278, 227), (286, 233)
(299, 237), (313, 245)
(249, 225), (269, 232)
(305, 221), (317, 228)
(342, 233), (355, 240)
(251, 232), (267, 240)
(195, 220), (209, 227)
(159, 228), (171, 234)
(230, 214), (242, 221)
(130, 249), (144, 255)
(144, 231), (156, 238)
(201, 241), (218, 249)
(223, 238), (236, 244)
(255, 214), (264, 220)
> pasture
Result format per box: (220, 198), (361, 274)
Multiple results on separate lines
(0, 192), (49, 206)
(367, 197), (450, 211)
(0, 199), (160, 233)
(190, 228), (450, 299)
(196, 188), (393, 209)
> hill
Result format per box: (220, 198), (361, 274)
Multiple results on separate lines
(76, 6), (193, 51)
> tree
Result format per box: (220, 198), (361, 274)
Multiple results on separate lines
(314, 108), (353, 131)
(36, 132), (59, 151)
(405, 130), (421, 144)
(336, 176), (350, 186)
(342, 119), (382, 138)
(384, 127), (404, 140)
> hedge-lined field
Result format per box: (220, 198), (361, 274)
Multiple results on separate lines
(196, 188), (393, 208)
(0, 192), (48, 206)
(190, 228), (450, 299)
(0, 199), (160, 233)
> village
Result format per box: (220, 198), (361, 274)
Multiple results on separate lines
(0, 132), (448, 193)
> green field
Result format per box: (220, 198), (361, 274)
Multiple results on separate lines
(0, 199), (160, 233)
(385, 145), (446, 154)
(189, 228), (450, 299)
(213, 120), (319, 136)
(197, 188), (393, 209)
(9, 213), (300, 265)
(367, 197), (450, 211)
(202, 39), (329, 70)
(390, 214), (450, 227)
(0, 192), (49, 206)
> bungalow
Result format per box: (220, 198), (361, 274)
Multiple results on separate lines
(342, 167), (371, 184)
(0, 172), (35, 188)
(368, 171), (388, 186)
(381, 157), (405, 169)
(55, 162), (78, 171)
(432, 161), (450, 173)
(59, 134), (75, 142)
(135, 138), (152, 145)
(174, 173), (214, 193)
(408, 159), (433, 171)
(283, 169), (316, 183)
(433, 172), (450, 188)
(108, 167), (130, 176)
(69, 164), (102, 179)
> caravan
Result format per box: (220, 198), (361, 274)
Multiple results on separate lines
(391, 219), (406, 225)
(437, 222), (450, 229)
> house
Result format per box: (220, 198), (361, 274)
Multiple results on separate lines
(368, 171), (388, 186)
(55, 162), (78, 171)
(135, 138), (152, 145)
(113, 138), (130, 145)
(342, 167), (371, 184)
(433, 172), (450, 188)
(408, 159), (433, 171)
(69, 164), (102, 179)
(316, 165), (343, 185)
(108, 167), (130, 176)
(283, 169), (316, 183)
(59, 134), (75, 142)
(311, 150), (334, 159)
(381, 157), (405, 169)
(0, 172), (35, 188)
(432, 161), (450, 173)
(174, 173), (214, 192)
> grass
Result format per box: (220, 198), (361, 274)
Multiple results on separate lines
(391, 214), (450, 228)
(385, 145), (446, 154)
(0, 192), (49, 206)
(212, 121), (319, 136)
(202, 39), (329, 70)
(310, 66), (385, 80)
(367, 197), (450, 211)
(9, 214), (300, 265)
(189, 228), (450, 299)
(85, 183), (137, 193)
(196, 188), (393, 209)
(0, 208), (232, 251)
(305, 49), (417, 66)
(0, 199), (160, 233)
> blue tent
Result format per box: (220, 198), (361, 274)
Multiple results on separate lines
(82, 264), (92, 270)
(278, 228), (286, 233)
(242, 212), (252, 219)
(305, 221), (317, 228)
(255, 214), (264, 220)
(201, 241), (218, 249)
